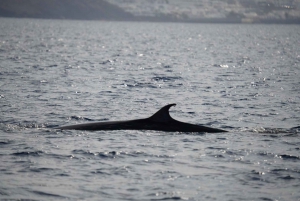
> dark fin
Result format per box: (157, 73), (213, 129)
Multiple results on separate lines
(149, 104), (176, 123)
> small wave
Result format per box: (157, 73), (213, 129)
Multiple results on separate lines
(151, 76), (182, 82)
(55, 173), (70, 177)
(71, 149), (176, 161)
(71, 149), (120, 159)
(31, 190), (66, 198)
(181, 138), (195, 143)
(47, 64), (58, 67)
(0, 190), (9, 196)
(11, 151), (44, 157)
(270, 168), (300, 174)
(278, 154), (300, 160)
(72, 149), (98, 156)
(256, 152), (300, 161)
(279, 175), (295, 180)
(92, 169), (111, 175)
(0, 140), (13, 145)
(239, 127), (299, 134)
(206, 147), (226, 150)
(92, 165), (136, 177)
(118, 78), (168, 89)
(3, 122), (48, 131)
(213, 64), (229, 68)
(30, 167), (55, 172)
(98, 151), (120, 159)
(69, 116), (93, 121)
(213, 154), (225, 158)
(151, 196), (185, 200)
(270, 168), (299, 179)
(99, 59), (115, 65)
(124, 82), (157, 89)
(22, 123), (47, 129)
(271, 168), (288, 173)
(291, 126), (300, 133)
(258, 197), (273, 201)
(251, 170), (265, 175)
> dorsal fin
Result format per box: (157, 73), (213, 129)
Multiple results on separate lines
(149, 104), (176, 123)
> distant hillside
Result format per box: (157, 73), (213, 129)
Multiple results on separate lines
(1, 0), (299, 23)
(107, 0), (300, 24)
(0, 0), (134, 20)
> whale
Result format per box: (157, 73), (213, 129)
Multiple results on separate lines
(57, 104), (227, 133)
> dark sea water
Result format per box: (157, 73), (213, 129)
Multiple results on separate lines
(0, 18), (299, 200)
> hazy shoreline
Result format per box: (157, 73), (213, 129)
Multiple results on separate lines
(1, 0), (299, 24)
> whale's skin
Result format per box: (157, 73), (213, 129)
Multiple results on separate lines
(57, 104), (227, 133)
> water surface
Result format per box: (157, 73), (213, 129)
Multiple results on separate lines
(0, 18), (299, 200)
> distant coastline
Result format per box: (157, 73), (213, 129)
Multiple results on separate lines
(1, 0), (299, 24)
(0, 0), (134, 21)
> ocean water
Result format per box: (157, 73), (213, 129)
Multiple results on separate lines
(0, 18), (299, 200)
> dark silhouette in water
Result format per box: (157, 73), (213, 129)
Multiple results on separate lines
(57, 104), (227, 133)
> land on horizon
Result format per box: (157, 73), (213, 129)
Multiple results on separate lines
(0, 0), (299, 24)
